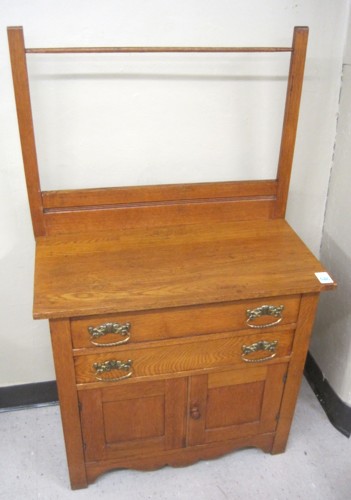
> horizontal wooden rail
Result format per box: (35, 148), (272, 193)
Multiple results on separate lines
(43, 198), (276, 235)
(40, 180), (278, 234)
(42, 180), (278, 210)
(26, 47), (292, 55)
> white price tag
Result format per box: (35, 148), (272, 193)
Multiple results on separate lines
(315, 272), (334, 284)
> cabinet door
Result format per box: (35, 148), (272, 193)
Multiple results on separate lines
(187, 364), (287, 446)
(79, 377), (187, 462)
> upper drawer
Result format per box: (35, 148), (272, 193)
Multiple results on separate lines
(71, 295), (300, 349)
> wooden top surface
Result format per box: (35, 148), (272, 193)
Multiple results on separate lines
(33, 219), (335, 319)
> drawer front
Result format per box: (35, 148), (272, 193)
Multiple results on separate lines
(71, 295), (300, 349)
(74, 330), (294, 384)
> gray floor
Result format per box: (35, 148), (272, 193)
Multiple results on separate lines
(0, 378), (350, 500)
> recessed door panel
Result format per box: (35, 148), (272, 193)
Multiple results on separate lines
(188, 364), (287, 446)
(79, 377), (187, 461)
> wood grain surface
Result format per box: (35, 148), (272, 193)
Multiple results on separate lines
(74, 329), (294, 384)
(34, 219), (335, 319)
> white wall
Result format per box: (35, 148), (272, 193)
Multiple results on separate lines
(0, 0), (349, 386)
(311, 10), (351, 405)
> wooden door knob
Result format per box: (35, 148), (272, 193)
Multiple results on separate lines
(190, 406), (201, 420)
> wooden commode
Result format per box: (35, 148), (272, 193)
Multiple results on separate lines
(8, 26), (336, 489)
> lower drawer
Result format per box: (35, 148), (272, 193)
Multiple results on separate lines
(74, 330), (294, 384)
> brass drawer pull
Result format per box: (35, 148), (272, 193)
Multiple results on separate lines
(88, 322), (131, 347)
(93, 359), (133, 382)
(241, 340), (278, 363)
(246, 305), (284, 329)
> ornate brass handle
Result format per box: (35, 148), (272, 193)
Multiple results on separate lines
(246, 305), (284, 329)
(241, 340), (278, 363)
(88, 322), (131, 347)
(93, 359), (133, 382)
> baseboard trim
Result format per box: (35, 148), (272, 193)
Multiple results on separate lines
(0, 381), (58, 411)
(304, 352), (351, 438)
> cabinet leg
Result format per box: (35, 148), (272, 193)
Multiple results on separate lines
(271, 293), (319, 454)
(50, 319), (88, 489)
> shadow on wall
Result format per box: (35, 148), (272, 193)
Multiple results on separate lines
(311, 230), (351, 397)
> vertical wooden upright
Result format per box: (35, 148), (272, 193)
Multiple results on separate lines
(7, 27), (45, 237)
(273, 26), (308, 218)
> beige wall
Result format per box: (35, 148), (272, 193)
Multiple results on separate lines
(311, 11), (351, 406)
(0, 0), (350, 386)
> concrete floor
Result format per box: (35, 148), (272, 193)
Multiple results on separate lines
(0, 378), (350, 500)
